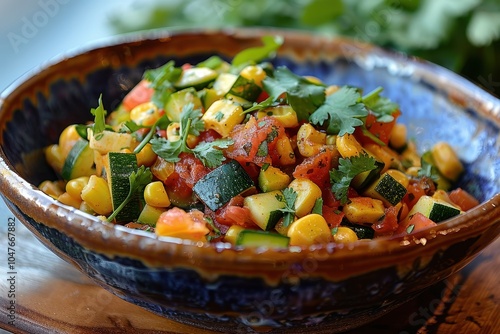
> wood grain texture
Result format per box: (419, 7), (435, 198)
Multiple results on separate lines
(1, 213), (498, 334)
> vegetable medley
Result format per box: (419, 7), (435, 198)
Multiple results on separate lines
(40, 37), (479, 248)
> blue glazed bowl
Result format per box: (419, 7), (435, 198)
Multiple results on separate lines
(0, 29), (499, 333)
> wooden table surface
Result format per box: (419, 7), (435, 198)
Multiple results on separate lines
(0, 205), (498, 334)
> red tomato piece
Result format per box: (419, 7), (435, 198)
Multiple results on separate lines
(395, 212), (437, 236)
(322, 205), (344, 228)
(122, 80), (154, 112)
(449, 188), (480, 211)
(355, 110), (400, 146)
(155, 207), (209, 241)
(293, 149), (334, 189)
(373, 206), (399, 237)
(174, 153), (210, 188)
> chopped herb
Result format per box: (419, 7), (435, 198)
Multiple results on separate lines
(312, 197), (323, 215)
(262, 66), (325, 121)
(242, 96), (277, 114)
(214, 111), (225, 121)
(107, 166), (152, 222)
(276, 188), (298, 227)
(191, 138), (234, 168)
(204, 216), (222, 241)
(330, 153), (378, 204)
(406, 224), (415, 234)
(310, 86), (368, 136)
(132, 115), (170, 155)
(261, 163), (270, 171)
(90, 94), (108, 140)
(197, 56), (224, 69)
(143, 61), (182, 109)
(331, 227), (339, 235)
(362, 86), (399, 123)
(232, 35), (283, 67)
(418, 155), (440, 182)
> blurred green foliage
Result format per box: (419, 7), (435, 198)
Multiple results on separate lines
(109, 0), (500, 96)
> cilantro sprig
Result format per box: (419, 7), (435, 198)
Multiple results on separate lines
(232, 35), (283, 67)
(150, 103), (233, 167)
(262, 66), (326, 121)
(276, 188), (298, 227)
(143, 61), (182, 109)
(330, 153), (378, 204)
(107, 166), (152, 222)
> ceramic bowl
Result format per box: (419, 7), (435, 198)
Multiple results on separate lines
(0, 29), (499, 333)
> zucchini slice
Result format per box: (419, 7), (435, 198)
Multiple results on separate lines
(193, 160), (255, 211)
(174, 67), (218, 90)
(364, 172), (407, 206)
(105, 152), (141, 222)
(61, 139), (95, 180)
(227, 75), (262, 102)
(351, 158), (384, 192)
(164, 87), (203, 122)
(408, 195), (461, 223)
(243, 190), (286, 231)
(236, 230), (290, 248)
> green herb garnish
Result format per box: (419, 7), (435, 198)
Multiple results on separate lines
(143, 61), (182, 109)
(232, 35), (283, 67)
(276, 188), (298, 227)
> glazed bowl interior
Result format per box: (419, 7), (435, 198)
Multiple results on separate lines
(0, 28), (499, 333)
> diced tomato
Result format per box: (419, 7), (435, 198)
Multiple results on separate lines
(449, 188), (480, 211)
(355, 110), (401, 146)
(164, 172), (194, 203)
(122, 80), (154, 111)
(293, 149), (334, 189)
(174, 153), (210, 188)
(373, 206), (399, 236)
(226, 116), (285, 167)
(155, 207), (209, 241)
(198, 129), (222, 143)
(322, 205), (344, 228)
(394, 212), (437, 236)
(403, 180), (428, 210)
(256, 90), (269, 103)
(216, 206), (256, 228)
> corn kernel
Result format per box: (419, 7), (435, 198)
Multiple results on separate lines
(202, 99), (245, 137)
(256, 105), (299, 128)
(44, 145), (65, 173)
(240, 65), (266, 87)
(130, 102), (161, 126)
(39, 180), (65, 198)
(57, 192), (82, 209)
(288, 178), (322, 217)
(66, 176), (90, 200)
(224, 225), (245, 244)
(275, 136), (296, 165)
(144, 181), (171, 207)
(58, 124), (81, 158)
(151, 157), (175, 182)
(136, 143), (157, 167)
(81, 175), (113, 215)
(336, 133), (364, 158)
(389, 123), (407, 150)
(287, 214), (332, 246)
(297, 123), (326, 157)
(343, 197), (385, 224)
(431, 142), (464, 181)
(332, 227), (358, 243)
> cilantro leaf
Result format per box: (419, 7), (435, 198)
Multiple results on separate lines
(330, 153), (377, 204)
(107, 166), (152, 222)
(362, 86), (399, 122)
(276, 188), (298, 227)
(242, 96), (277, 114)
(262, 66), (325, 121)
(143, 61), (182, 109)
(90, 94), (107, 140)
(310, 86), (368, 136)
(132, 115), (171, 155)
(192, 138), (234, 168)
(232, 35), (284, 67)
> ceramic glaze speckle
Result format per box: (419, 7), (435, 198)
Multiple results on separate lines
(0, 29), (499, 333)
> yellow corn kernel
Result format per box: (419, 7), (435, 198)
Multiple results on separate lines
(79, 201), (95, 215)
(287, 214), (332, 246)
(89, 129), (135, 154)
(44, 144), (65, 173)
(389, 123), (407, 150)
(401, 141), (421, 168)
(130, 102), (161, 126)
(332, 227), (358, 243)
(151, 157), (175, 182)
(240, 65), (267, 87)
(385, 169), (409, 188)
(136, 143), (157, 167)
(288, 178), (322, 217)
(256, 105), (299, 128)
(224, 225), (245, 244)
(297, 123), (326, 157)
(58, 124), (81, 158)
(144, 181), (171, 208)
(304, 76), (323, 85)
(406, 166), (421, 177)
(431, 142), (464, 181)
(66, 176), (90, 200)
(364, 143), (399, 173)
(342, 197), (385, 224)
(336, 133), (364, 158)
(39, 180), (65, 198)
(166, 122), (181, 142)
(81, 175), (113, 215)
(57, 192), (82, 209)
(275, 136), (296, 165)
(202, 99), (245, 137)
(326, 135), (336, 145)
(275, 218), (293, 236)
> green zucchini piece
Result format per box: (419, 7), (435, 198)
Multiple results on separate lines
(258, 165), (290, 192)
(364, 172), (407, 206)
(164, 87), (203, 122)
(61, 139), (95, 180)
(351, 158), (384, 192)
(200, 88), (221, 110)
(105, 152), (141, 222)
(409, 195), (461, 223)
(236, 230), (290, 248)
(193, 160), (255, 211)
(174, 67), (218, 90)
(228, 75), (262, 102)
(213, 73), (238, 95)
(243, 190), (286, 231)
(137, 204), (165, 226)
(340, 221), (375, 239)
